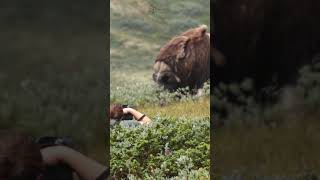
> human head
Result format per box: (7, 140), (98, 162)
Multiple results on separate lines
(0, 130), (43, 180)
(109, 104), (124, 120)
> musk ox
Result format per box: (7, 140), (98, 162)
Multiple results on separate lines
(213, 0), (320, 90)
(153, 25), (224, 91)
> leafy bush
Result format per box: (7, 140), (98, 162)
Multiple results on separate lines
(110, 116), (210, 179)
(128, 167), (209, 180)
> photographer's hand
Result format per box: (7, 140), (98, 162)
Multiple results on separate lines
(122, 107), (131, 114)
(41, 146), (107, 180)
(41, 145), (64, 165)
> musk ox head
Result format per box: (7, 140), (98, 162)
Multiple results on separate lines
(153, 25), (211, 91)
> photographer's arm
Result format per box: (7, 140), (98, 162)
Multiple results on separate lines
(123, 108), (151, 124)
(41, 146), (107, 180)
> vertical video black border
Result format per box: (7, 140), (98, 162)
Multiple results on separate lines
(210, 1), (215, 179)
(106, 0), (111, 171)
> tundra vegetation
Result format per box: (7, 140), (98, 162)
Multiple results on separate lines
(110, 0), (210, 179)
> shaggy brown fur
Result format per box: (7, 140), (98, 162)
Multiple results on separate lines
(214, 0), (320, 89)
(153, 25), (212, 90)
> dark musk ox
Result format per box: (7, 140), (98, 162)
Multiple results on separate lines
(213, 0), (320, 91)
(153, 25), (224, 91)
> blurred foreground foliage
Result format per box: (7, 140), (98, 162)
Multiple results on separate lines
(0, 4), (106, 161)
(214, 62), (320, 177)
(111, 116), (209, 179)
(213, 62), (320, 128)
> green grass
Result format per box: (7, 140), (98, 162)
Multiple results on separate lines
(110, 0), (210, 73)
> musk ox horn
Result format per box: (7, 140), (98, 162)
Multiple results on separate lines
(197, 24), (208, 37)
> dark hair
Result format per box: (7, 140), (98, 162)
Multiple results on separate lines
(0, 130), (43, 180)
(110, 104), (124, 120)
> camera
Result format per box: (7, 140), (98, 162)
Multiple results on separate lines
(110, 104), (136, 126)
(37, 136), (74, 180)
(121, 104), (134, 120)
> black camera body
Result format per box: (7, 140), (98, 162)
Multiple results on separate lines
(37, 136), (74, 180)
(121, 104), (134, 120)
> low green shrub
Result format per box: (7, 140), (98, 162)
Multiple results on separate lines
(110, 116), (210, 179)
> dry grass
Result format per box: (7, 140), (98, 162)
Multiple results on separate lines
(140, 97), (210, 119)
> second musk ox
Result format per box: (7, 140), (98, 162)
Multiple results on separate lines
(213, 0), (320, 91)
(152, 25), (224, 91)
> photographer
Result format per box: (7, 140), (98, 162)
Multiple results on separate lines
(110, 104), (151, 125)
(0, 130), (109, 180)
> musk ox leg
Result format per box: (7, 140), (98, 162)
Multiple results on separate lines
(196, 89), (204, 97)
